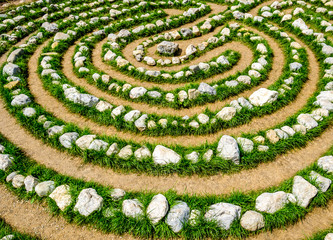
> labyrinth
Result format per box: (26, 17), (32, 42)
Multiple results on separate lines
(1, 0), (333, 239)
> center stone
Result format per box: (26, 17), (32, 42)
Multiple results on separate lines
(157, 41), (179, 55)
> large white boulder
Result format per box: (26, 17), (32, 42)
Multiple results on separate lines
(147, 194), (169, 224)
(165, 201), (190, 233)
(292, 176), (318, 208)
(255, 191), (289, 213)
(249, 88), (278, 106)
(216, 135), (240, 164)
(74, 188), (103, 216)
(152, 145), (181, 165)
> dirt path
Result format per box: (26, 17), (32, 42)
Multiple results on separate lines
(0, 185), (135, 240)
(0, 94), (332, 195)
(46, 30), (317, 146)
(1, 184), (333, 240)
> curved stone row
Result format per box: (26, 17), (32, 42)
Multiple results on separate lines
(0, 134), (333, 237)
(0, 0), (332, 175)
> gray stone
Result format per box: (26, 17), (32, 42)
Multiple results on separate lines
(217, 135), (240, 164)
(153, 145), (181, 165)
(198, 83), (216, 95)
(74, 188), (103, 216)
(186, 44), (197, 56)
(22, 107), (36, 117)
(237, 137), (254, 153)
(0, 154), (13, 171)
(47, 125), (64, 137)
(249, 88), (278, 106)
(310, 171), (331, 192)
(24, 175), (39, 192)
(166, 201), (190, 233)
(240, 210), (265, 231)
(135, 114), (148, 131)
(59, 132), (79, 149)
(216, 107), (236, 121)
(75, 135), (96, 150)
(41, 22), (58, 32)
(290, 62), (302, 71)
(6, 172), (18, 182)
(35, 181), (55, 197)
(11, 94), (31, 106)
(129, 87), (147, 99)
(318, 156), (333, 173)
(12, 174), (25, 188)
(204, 202), (241, 230)
(111, 105), (125, 119)
(255, 191), (289, 213)
(157, 41), (179, 55)
(134, 146), (151, 160)
(124, 110), (140, 122)
(7, 48), (24, 63)
(292, 176), (318, 208)
(106, 143), (119, 156)
(297, 114), (318, 130)
(49, 185), (72, 211)
(110, 188), (126, 200)
(88, 139), (108, 151)
(147, 194), (169, 224)
(54, 32), (70, 41)
(122, 199), (144, 218)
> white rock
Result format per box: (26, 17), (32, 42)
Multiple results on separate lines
(22, 107), (36, 117)
(310, 171), (332, 192)
(124, 110), (140, 122)
(11, 94), (31, 106)
(110, 188), (126, 200)
(118, 145), (133, 160)
(204, 202), (241, 230)
(88, 139), (108, 151)
(255, 191), (289, 213)
(237, 137), (254, 153)
(12, 174), (25, 188)
(75, 135), (96, 150)
(216, 107), (236, 121)
(35, 181), (55, 197)
(59, 132), (79, 149)
(106, 143), (119, 156)
(297, 114), (318, 130)
(147, 194), (169, 224)
(152, 145), (181, 165)
(134, 146), (151, 160)
(122, 199), (144, 218)
(185, 151), (199, 163)
(49, 185), (72, 211)
(166, 201), (190, 233)
(24, 175), (39, 192)
(240, 210), (265, 231)
(217, 135), (240, 164)
(292, 176), (318, 208)
(74, 188), (103, 216)
(3, 63), (20, 76)
(292, 18), (309, 31)
(95, 101), (112, 112)
(249, 88), (278, 106)
(198, 83), (216, 95)
(318, 156), (333, 173)
(0, 154), (13, 170)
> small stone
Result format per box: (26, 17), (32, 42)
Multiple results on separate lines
(153, 145), (181, 165)
(309, 171), (332, 192)
(22, 107), (36, 117)
(122, 199), (144, 218)
(118, 145), (132, 160)
(297, 114), (318, 130)
(75, 135), (96, 150)
(124, 110), (140, 122)
(6, 172), (18, 182)
(166, 201), (190, 233)
(237, 137), (254, 153)
(59, 132), (79, 149)
(74, 188), (103, 216)
(0, 154), (13, 171)
(47, 125), (64, 137)
(318, 156), (333, 173)
(11, 94), (30, 106)
(88, 139), (108, 151)
(96, 101), (113, 112)
(216, 107), (236, 121)
(198, 83), (216, 95)
(134, 146), (151, 160)
(110, 188), (126, 200)
(217, 135), (240, 164)
(292, 176), (318, 208)
(204, 202), (241, 230)
(266, 129), (279, 143)
(198, 113), (209, 124)
(240, 210), (265, 231)
(185, 151), (199, 163)
(249, 88), (278, 106)
(147, 194), (169, 224)
(203, 149), (214, 162)
(106, 143), (119, 156)
(35, 181), (55, 197)
(255, 191), (289, 213)
(49, 185), (72, 211)
(12, 174), (25, 188)
(24, 175), (39, 192)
